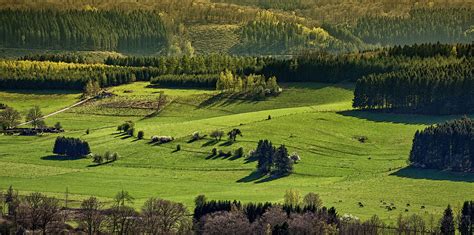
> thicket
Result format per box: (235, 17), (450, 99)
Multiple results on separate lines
(0, 9), (168, 52)
(52, 136), (91, 157)
(409, 117), (474, 172)
(353, 59), (474, 114)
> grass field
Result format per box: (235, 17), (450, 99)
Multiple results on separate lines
(0, 82), (472, 223)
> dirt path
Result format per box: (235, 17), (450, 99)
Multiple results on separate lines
(17, 97), (92, 127)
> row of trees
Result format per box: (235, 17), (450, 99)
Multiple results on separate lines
(53, 136), (91, 157)
(0, 60), (143, 90)
(409, 117), (474, 172)
(0, 106), (46, 130)
(150, 74), (219, 88)
(388, 43), (474, 58)
(353, 59), (474, 114)
(0, 9), (168, 52)
(1, 186), (472, 234)
(104, 54), (266, 76)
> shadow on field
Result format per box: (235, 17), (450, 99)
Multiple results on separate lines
(41, 155), (85, 161)
(338, 110), (466, 125)
(198, 93), (258, 109)
(237, 171), (286, 184)
(391, 166), (474, 183)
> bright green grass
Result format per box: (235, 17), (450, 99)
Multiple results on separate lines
(0, 82), (473, 223)
(0, 89), (81, 116)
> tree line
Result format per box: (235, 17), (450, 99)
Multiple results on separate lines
(0, 60), (147, 90)
(388, 43), (474, 58)
(105, 54), (266, 76)
(1, 186), (471, 234)
(0, 9), (168, 52)
(353, 59), (473, 114)
(409, 117), (474, 172)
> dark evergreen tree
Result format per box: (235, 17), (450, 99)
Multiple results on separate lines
(272, 145), (293, 176)
(440, 205), (456, 235)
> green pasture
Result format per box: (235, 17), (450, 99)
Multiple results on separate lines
(0, 82), (472, 223)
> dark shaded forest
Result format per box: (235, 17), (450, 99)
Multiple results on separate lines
(0, 9), (168, 52)
(409, 117), (474, 172)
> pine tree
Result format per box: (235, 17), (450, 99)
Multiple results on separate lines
(440, 205), (455, 235)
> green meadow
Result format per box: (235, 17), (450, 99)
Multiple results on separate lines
(0, 82), (472, 223)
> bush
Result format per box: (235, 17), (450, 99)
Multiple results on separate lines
(151, 136), (174, 144)
(118, 121), (134, 133)
(54, 122), (62, 130)
(176, 145), (181, 151)
(211, 148), (217, 156)
(137, 130), (144, 139)
(234, 147), (244, 158)
(85, 129), (90, 135)
(210, 130), (224, 141)
(127, 128), (135, 137)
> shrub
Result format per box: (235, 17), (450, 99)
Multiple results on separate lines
(210, 130), (224, 141)
(211, 148), (217, 156)
(151, 136), (174, 144)
(290, 153), (301, 163)
(118, 121), (134, 133)
(127, 128), (135, 137)
(234, 147), (244, 158)
(191, 131), (200, 141)
(176, 145), (181, 151)
(54, 122), (62, 130)
(137, 130), (144, 139)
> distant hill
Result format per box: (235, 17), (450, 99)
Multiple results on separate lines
(0, 0), (472, 56)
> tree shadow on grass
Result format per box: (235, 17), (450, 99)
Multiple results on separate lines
(202, 139), (219, 147)
(219, 140), (234, 147)
(391, 166), (474, 183)
(337, 110), (469, 125)
(237, 171), (287, 184)
(41, 155), (85, 161)
(198, 93), (259, 109)
(87, 161), (114, 168)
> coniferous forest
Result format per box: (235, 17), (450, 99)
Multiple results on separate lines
(409, 117), (474, 172)
(0, 9), (168, 52)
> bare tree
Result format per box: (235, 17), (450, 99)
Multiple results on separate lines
(16, 192), (60, 234)
(141, 197), (190, 234)
(202, 211), (250, 235)
(79, 197), (104, 235)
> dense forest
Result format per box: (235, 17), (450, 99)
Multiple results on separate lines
(409, 117), (474, 172)
(352, 59), (474, 114)
(0, 9), (168, 52)
(352, 8), (474, 45)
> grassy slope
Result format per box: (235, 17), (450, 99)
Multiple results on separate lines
(0, 82), (473, 222)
